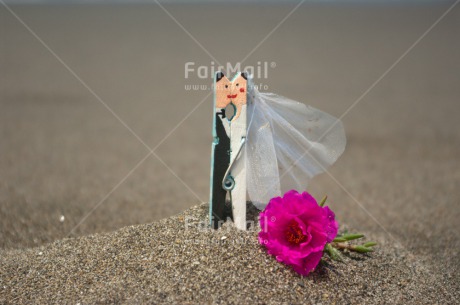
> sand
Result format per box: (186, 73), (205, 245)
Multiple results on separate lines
(1, 3), (459, 304)
(1, 203), (458, 304)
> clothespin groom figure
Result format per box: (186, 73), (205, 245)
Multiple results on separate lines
(210, 71), (248, 230)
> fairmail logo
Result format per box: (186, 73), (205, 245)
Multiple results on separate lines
(184, 61), (276, 79)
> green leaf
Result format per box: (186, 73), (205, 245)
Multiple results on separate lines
(363, 241), (377, 247)
(333, 237), (347, 242)
(352, 245), (374, 253)
(342, 233), (364, 241)
(319, 195), (328, 207)
(325, 243), (343, 261)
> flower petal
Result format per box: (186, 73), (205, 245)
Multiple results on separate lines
(323, 206), (339, 242)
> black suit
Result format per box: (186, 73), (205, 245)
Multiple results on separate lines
(211, 112), (231, 228)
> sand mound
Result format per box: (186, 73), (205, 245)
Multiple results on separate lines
(0, 203), (456, 304)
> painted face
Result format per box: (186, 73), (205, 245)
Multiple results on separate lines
(230, 73), (247, 121)
(215, 72), (232, 109)
(214, 72), (248, 121)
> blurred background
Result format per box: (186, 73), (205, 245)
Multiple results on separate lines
(0, 0), (459, 275)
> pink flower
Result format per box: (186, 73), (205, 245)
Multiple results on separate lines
(258, 190), (339, 276)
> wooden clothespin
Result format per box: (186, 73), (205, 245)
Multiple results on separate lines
(209, 71), (248, 230)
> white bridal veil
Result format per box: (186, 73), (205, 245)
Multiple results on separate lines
(245, 79), (346, 210)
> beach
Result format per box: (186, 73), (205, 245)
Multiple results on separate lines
(1, 3), (459, 303)
(1, 203), (458, 304)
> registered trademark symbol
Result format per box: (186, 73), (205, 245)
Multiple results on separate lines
(270, 62), (276, 68)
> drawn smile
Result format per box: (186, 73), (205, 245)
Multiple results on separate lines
(227, 94), (238, 99)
